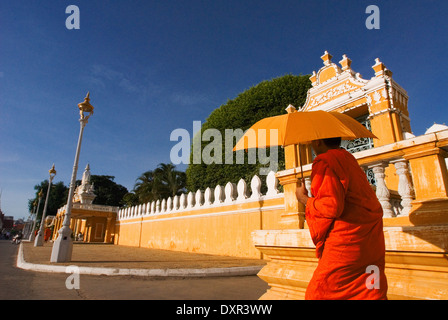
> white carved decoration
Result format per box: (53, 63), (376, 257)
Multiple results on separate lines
(373, 90), (382, 104)
(309, 81), (358, 107)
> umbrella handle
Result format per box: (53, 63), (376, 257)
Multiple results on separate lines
(298, 144), (304, 180)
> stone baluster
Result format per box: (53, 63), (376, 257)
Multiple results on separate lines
(155, 200), (160, 213)
(173, 196), (179, 211)
(161, 199), (166, 213)
(370, 162), (395, 217)
(237, 179), (248, 201)
(149, 201), (154, 214)
(179, 193), (187, 210)
(204, 187), (213, 206)
(195, 190), (203, 208)
(166, 197), (172, 213)
(224, 182), (236, 204)
(250, 175), (262, 200)
(392, 160), (415, 216)
(304, 177), (312, 197)
(214, 185), (224, 204)
(187, 192), (195, 209)
(266, 171), (279, 197)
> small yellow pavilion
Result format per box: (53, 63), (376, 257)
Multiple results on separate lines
(52, 164), (118, 243)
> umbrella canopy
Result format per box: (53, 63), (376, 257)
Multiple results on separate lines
(233, 110), (377, 151)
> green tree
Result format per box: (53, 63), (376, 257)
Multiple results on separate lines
(28, 180), (68, 222)
(186, 74), (311, 191)
(121, 192), (139, 207)
(87, 175), (128, 206)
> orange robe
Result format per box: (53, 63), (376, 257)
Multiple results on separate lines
(305, 148), (388, 300)
(44, 228), (52, 241)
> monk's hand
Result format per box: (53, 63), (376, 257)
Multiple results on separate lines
(296, 179), (309, 205)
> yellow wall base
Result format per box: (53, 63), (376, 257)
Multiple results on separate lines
(253, 226), (448, 300)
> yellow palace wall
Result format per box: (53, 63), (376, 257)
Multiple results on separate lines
(115, 172), (285, 259)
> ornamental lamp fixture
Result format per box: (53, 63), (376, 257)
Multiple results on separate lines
(78, 92), (94, 122)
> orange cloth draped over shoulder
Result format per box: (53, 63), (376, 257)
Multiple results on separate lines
(305, 148), (388, 300)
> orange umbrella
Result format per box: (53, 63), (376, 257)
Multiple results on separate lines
(233, 110), (377, 177)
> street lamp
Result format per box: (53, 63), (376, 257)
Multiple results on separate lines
(28, 190), (43, 241)
(51, 92), (94, 262)
(34, 164), (57, 246)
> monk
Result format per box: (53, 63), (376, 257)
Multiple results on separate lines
(296, 137), (388, 300)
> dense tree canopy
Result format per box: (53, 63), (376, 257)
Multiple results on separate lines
(86, 175), (128, 207)
(186, 74), (311, 191)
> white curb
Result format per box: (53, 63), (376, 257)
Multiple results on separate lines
(16, 243), (263, 277)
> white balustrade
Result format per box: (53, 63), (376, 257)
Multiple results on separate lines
(118, 171), (285, 220)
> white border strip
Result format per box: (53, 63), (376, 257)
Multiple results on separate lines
(16, 243), (263, 277)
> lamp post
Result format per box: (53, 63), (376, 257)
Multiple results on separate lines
(51, 93), (94, 262)
(28, 190), (43, 241)
(34, 164), (57, 246)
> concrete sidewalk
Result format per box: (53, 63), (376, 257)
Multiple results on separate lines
(17, 241), (266, 277)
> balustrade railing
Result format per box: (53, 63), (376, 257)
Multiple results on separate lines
(118, 171), (282, 220)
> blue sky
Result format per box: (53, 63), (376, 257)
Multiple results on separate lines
(1, 0), (447, 220)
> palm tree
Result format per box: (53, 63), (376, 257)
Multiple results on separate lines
(155, 163), (187, 197)
(133, 170), (163, 203)
(133, 163), (186, 203)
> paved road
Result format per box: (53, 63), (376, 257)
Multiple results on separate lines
(0, 240), (269, 300)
